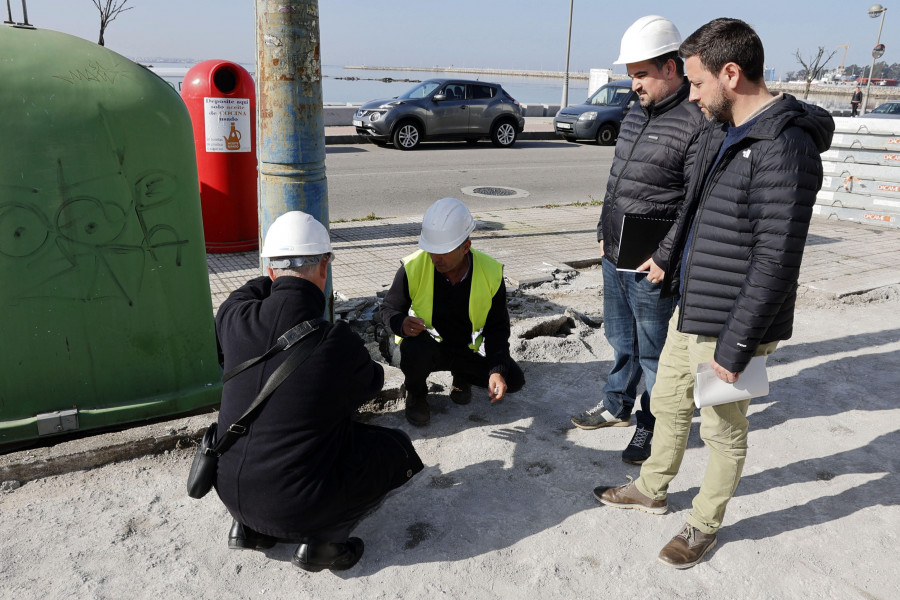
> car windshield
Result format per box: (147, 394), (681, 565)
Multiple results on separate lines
(398, 81), (442, 99)
(587, 85), (632, 106)
(872, 102), (900, 114)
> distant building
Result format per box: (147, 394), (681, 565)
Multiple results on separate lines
(764, 67), (776, 82)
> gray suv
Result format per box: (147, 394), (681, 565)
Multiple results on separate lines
(553, 80), (636, 145)
(352, 78), (525, 150)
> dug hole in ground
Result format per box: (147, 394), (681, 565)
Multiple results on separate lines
(1, 266), (898, 600)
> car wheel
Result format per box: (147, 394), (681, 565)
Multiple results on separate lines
(393, 121), (421, 150)
(491, 120), (518, 147)
(596, 124), (616, 146)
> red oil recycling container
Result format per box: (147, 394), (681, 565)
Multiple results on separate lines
(181, 60), (258, 252)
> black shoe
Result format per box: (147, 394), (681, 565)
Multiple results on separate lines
(292, 537), (365, 572)
(405, 392), (430, 426)
(622, 425), (653, 465)
(228, 519), (277, 550)
(449, 373), (472, 405)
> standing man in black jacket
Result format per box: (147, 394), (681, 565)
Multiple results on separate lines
(215, 211), (423, 573)
(596, 18), (834, 569)
(570, 15), (704, 466)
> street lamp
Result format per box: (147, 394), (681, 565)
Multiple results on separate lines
(863, 3), (887, 115)
(561, 0), (573, 108)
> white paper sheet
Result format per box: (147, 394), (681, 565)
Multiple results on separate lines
(694, 355), (769, 408)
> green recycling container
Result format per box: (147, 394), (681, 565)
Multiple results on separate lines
(0, 25), (222, 445)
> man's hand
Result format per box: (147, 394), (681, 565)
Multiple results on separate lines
(600, 240), (605, 258)
(711, 359), (740, 383)
(636, 257), (665, 284)
(488, 373), (507, 403)
(402, 316), (426, 337)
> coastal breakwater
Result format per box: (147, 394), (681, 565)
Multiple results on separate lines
(345, 65), (592, 80)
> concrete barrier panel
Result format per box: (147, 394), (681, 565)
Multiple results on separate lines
(324, 105), (359, 126)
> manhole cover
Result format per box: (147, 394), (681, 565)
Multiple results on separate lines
(461, 185), (530, 200)
(472, 186), (517, 197)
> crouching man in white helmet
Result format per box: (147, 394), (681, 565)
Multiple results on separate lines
(215, 211), (423, 573)
(381, 197), (525, 427)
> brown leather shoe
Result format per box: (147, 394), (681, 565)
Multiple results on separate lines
(593, 478), (668, 515)
(658, 524), (717, 569)
(405, 392), (430, 426)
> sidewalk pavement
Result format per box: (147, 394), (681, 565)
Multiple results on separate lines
(4, 204), (899, 483)
(210, 206), (900, 310)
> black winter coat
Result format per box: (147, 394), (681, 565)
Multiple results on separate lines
(214, 276), (420, 539)
(598, 80), (705, 272)
(665, 94), (834, 373)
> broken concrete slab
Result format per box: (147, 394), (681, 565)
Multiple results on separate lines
(511, 314), (574, 340)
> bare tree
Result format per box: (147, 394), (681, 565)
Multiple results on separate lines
(92, 0), (133, 46)
(795, 47), (836, 99)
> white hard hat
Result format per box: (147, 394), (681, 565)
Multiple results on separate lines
(614, 15), (682, 65)
(418, 197), (476, 254)
(260, 211), (332, 258)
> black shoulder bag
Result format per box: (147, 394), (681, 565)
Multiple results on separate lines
(187, 317), (329, 499)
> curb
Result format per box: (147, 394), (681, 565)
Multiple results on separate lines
(0, 384), (407, 486)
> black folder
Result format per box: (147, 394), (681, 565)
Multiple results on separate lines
(616, 214), (676, 272)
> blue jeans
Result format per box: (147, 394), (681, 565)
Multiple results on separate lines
(601, 258), (677, 428)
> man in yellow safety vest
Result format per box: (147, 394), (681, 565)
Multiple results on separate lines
(381, 197), (525, 426)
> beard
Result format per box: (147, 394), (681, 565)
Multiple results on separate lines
(702, 85), (733, 123)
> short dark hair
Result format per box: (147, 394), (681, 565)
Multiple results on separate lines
(650, 51), (684, 78)
(679, 18), (764, 82)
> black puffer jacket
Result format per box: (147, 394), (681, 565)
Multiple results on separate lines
(665, 94), (834, 373)
(598, 80), (705, 271)
(214, 276), (422, 539)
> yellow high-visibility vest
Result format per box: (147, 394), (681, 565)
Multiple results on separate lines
(397, 249), (503, 352)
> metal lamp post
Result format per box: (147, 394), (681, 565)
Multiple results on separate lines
(863, 3), (888, 115)
(255, 0), (333, 318)
(561, 0), (573, 108)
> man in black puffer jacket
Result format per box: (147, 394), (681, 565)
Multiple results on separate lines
(215, 211), (423, 573)
(596, 19), (833, 569)
(571, 15), (704, 467)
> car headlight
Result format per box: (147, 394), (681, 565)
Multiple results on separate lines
(370, 112), (382, 122)
(578, 111), (598, 121)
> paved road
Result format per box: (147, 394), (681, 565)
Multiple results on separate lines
(324, 139), (614, 221)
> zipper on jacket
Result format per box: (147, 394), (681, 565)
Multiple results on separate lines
(677, 141), (744, 331)
(607, 91), (689, 256)
(611, 116), (652, 201)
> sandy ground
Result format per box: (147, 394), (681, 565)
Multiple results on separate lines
(1, 267), (898, 600)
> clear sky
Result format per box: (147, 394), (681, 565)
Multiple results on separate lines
(13, 0), (900, 79)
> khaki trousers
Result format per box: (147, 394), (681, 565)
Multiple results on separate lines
(634, 307), (778, 534)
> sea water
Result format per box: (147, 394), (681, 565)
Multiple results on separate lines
(146, 62), (590, 106)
